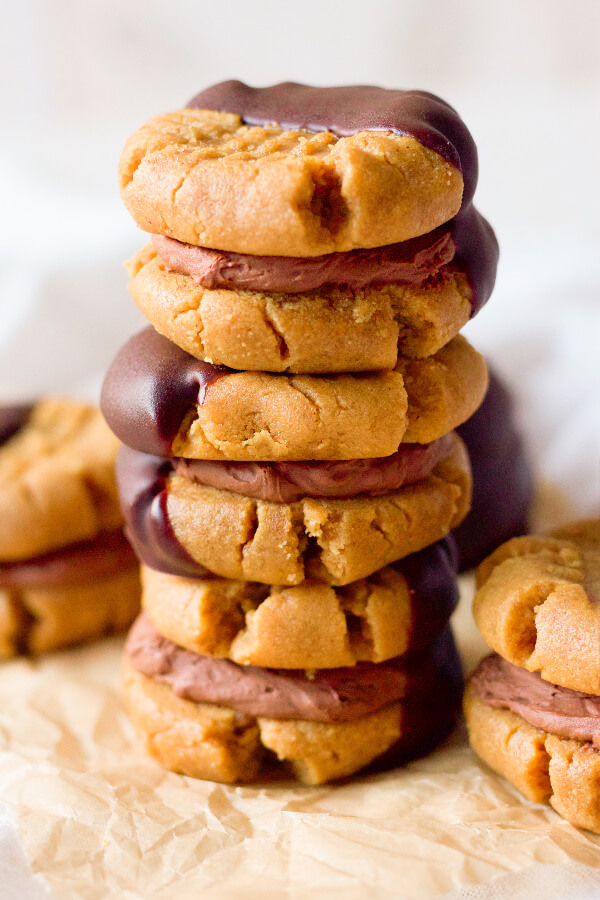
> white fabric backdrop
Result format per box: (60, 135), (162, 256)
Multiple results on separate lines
(0, 1), (599, 896)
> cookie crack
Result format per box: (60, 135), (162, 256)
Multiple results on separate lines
(260, 309), (290, 363)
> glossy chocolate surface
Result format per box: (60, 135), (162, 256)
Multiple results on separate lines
(472, 654), (600, 749)
(126, 615), (461, 722)
(454, 369), (534, 571)
(188, 81), (478, 205)
(101, 327), (228, 456)
(0, 404), (33, 447)
(116, 446), (208, 579)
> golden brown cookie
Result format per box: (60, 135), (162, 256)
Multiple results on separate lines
(464, 683), (600, 834)
(126, 243), (472, 372)
(0, 398), (123, 561)
(0, 531), (140, 657)
(140, 536), (458, 668)
(131, 434), (470, 585)
(474, 520), (600, 694)
(101, 327), (488, 461)
(119, 106), (464, 257)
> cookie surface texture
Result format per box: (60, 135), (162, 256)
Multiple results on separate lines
(140, 536), (458, 668)
(101, 327), (488, 461)
(120, 82), (478, 255)
(474, 519), (600, 693)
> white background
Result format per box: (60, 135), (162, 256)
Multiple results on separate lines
(0, 3), (599, 894)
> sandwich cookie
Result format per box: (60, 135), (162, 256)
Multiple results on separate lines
(0, 399), (140, 656)
(124, 617), (463, 784)
(120, 81), (478, 256)
(127, 205), (497, 372)
(465, 519), (600, 832)
(117, 433), (470, 585)
(101, 327), (488, 461)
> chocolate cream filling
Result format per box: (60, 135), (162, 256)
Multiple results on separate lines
(471, 654), (600, 749)
(0, 403), (34, 446)
(116, 436), (458, 579)
(187, 81), (479, 206)
(151, 205), (498, 316)
(126, 614), (462, 722)
(0, 530), (138, 590)
(173, 433), (454, 504)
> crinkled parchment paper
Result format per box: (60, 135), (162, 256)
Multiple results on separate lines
(0, 572), (599, 900)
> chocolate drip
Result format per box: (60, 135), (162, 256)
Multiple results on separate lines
(471, 654), (600, 749)
(126, 614), (461, 722)
(454, 369), (534, 570)
(0, 403), (33, 446)
(396, 535), (460, 653)
(188, 81), (478, 206)
(116, 446), (207, 579)
(0, 530), (138, 589)
(101, 327), (228, 456)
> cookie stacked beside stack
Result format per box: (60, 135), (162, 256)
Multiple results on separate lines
(465, 520), (600, 833)
(102, 82), (498, 784)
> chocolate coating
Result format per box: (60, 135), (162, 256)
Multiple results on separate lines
(188, 81), (478, 206)
(116, 446), (208, 579)
(151, 205), (498, 317)
(126, 614), (461, 722)
(399, 534), (460, 652)
(0, 530), (138, 589)
(454, 369), (534, 571)
(471, 654), (600, 749)
(173, 433), (454, 504)
(0, 403), (33, 446)
(101, 327), (228, 456)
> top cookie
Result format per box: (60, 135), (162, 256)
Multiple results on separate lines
(474, 519), (600, 694)
(0, 398), (123, 561)
(119, 81), (477, 256)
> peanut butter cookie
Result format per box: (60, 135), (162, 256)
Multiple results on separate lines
(120, 82), (477, 256)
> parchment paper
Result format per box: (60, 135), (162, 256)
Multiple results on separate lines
(0, 556), (598, 900)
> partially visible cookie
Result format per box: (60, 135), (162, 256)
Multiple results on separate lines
(120, 82), (477, 256)
(474, 519), (600, 694)
(101, 327), (488, 461)
(464, 659), (600, 834)
(118, 434), (470, 586)
(0, 530), (140, 657)
(140, 536), (458, 668)
(0, 398), (123, 561)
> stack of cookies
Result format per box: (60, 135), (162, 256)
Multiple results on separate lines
(102, 82), (498, 784)
(465, 519), (600, 833)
